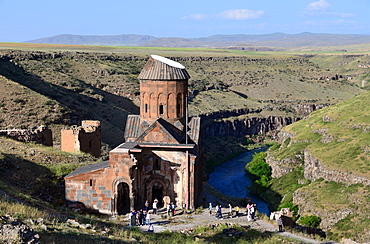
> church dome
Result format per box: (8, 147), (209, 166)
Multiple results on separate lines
(138, 55), (190, 80)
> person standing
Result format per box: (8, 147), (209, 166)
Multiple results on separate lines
(235, 205), (240, 218)
(277, 217), (283, 232)
(145, 200), (149, 212)
(208, 203), (213, 216)
(166, 203), (171, 217)
(250, 204), (256, 220)
(130, 210), (137, 227)
(152, 199), (158, 214)
(146, 211), (151, 225)
(143, 211), (147, 225)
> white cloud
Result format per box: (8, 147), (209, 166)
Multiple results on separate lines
(219, 9), (265, 20)
(306, 0), (330, 11)
(181, 14), (205, 20)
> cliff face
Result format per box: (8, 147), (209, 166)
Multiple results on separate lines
(203, 116), (299, 138)
(303, 150), (370, 186)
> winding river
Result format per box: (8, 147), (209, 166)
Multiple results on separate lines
(208, 147), (270, 215)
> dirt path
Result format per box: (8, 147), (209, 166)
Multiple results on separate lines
(133, 208), (323, 244)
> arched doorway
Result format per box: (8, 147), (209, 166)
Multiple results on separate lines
(151, 182), (164, 208)
(117, 182), (130, 215)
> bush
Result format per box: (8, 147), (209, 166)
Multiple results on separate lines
(245, 152), (272, 181)
(298, 215), (321, 228)
(278, 202), (298, 217)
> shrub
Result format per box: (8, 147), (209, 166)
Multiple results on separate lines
(245, 152), (272, 181)
(278, 202), (299, 217)
(298, 215), (321, 228)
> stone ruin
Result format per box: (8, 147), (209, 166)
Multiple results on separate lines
(61, 120), (101, 158)
(0, 125), (53, 146)
(0, 215), (40, 244)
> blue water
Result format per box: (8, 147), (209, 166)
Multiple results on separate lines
(208, 147), (270, 215)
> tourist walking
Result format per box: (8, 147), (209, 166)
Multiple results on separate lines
(216, 205), (223, 219)
(208, 203), (213, 216)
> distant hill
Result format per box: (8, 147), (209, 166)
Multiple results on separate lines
(25, 34), (157, 46)
(25, 33), (370, 48)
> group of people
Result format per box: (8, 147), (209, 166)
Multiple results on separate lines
(129, 209), (151, 227)
(208, 202), (257, 220)
(166, 202), (176, 217)
(246, 203), (257, 221)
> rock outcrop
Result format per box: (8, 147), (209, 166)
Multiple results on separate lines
(303, 150), (370, 186)
(0, 215), (40, 244)
(203, 116), (299, 138)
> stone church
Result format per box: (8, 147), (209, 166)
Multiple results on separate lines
(65, 55), (203, 215)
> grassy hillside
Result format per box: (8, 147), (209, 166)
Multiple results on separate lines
(266, 91), (370, 242)
(272, 91), (370, 176)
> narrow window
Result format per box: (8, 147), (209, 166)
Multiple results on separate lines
(177, 94), (182, 117)
(89, 179), (93, 187)
(154, 158), (161, 170)
(159, 104), (164, 115)
(145, 103), (148, 113)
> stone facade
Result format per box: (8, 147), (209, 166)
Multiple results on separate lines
(65, 55), (203, 215)
(61, 120), (101, 158)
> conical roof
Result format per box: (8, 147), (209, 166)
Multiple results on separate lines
(138, 55), (190, 80)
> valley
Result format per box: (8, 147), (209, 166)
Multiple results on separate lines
(0, 43), (369, 243)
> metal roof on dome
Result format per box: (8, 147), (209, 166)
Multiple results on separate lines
(138, 55), (190, 80)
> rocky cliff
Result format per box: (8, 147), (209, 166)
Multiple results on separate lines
(203, 116), (300, 138)
(303, 150), (370, 186)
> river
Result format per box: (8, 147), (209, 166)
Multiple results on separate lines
(208, 147), (270, 215)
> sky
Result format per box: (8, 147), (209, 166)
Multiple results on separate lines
(0, 0), (369, 42)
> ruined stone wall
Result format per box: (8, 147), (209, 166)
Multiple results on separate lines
(0, 126), (52, 146)
(61, 120), (101, 157)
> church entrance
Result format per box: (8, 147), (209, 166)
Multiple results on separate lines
(152, 182), (164, 208)
(117, 182), (130, 215)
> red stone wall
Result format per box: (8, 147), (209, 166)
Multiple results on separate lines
(140, 80), (187, 123)
(60, 120), (101, 157)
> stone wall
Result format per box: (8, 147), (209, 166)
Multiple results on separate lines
(303, 150), (370, 186)
(61, 120), (101, 158)
(0, 125), (52, 146)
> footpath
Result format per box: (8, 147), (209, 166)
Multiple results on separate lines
(133, 207), (328, 244)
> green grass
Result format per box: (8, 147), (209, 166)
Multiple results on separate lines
(274, 90), (370, 177)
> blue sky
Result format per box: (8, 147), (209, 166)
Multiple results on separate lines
(0, 0), (369, 42)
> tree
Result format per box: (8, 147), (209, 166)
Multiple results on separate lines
(298, 215), (321, 228)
